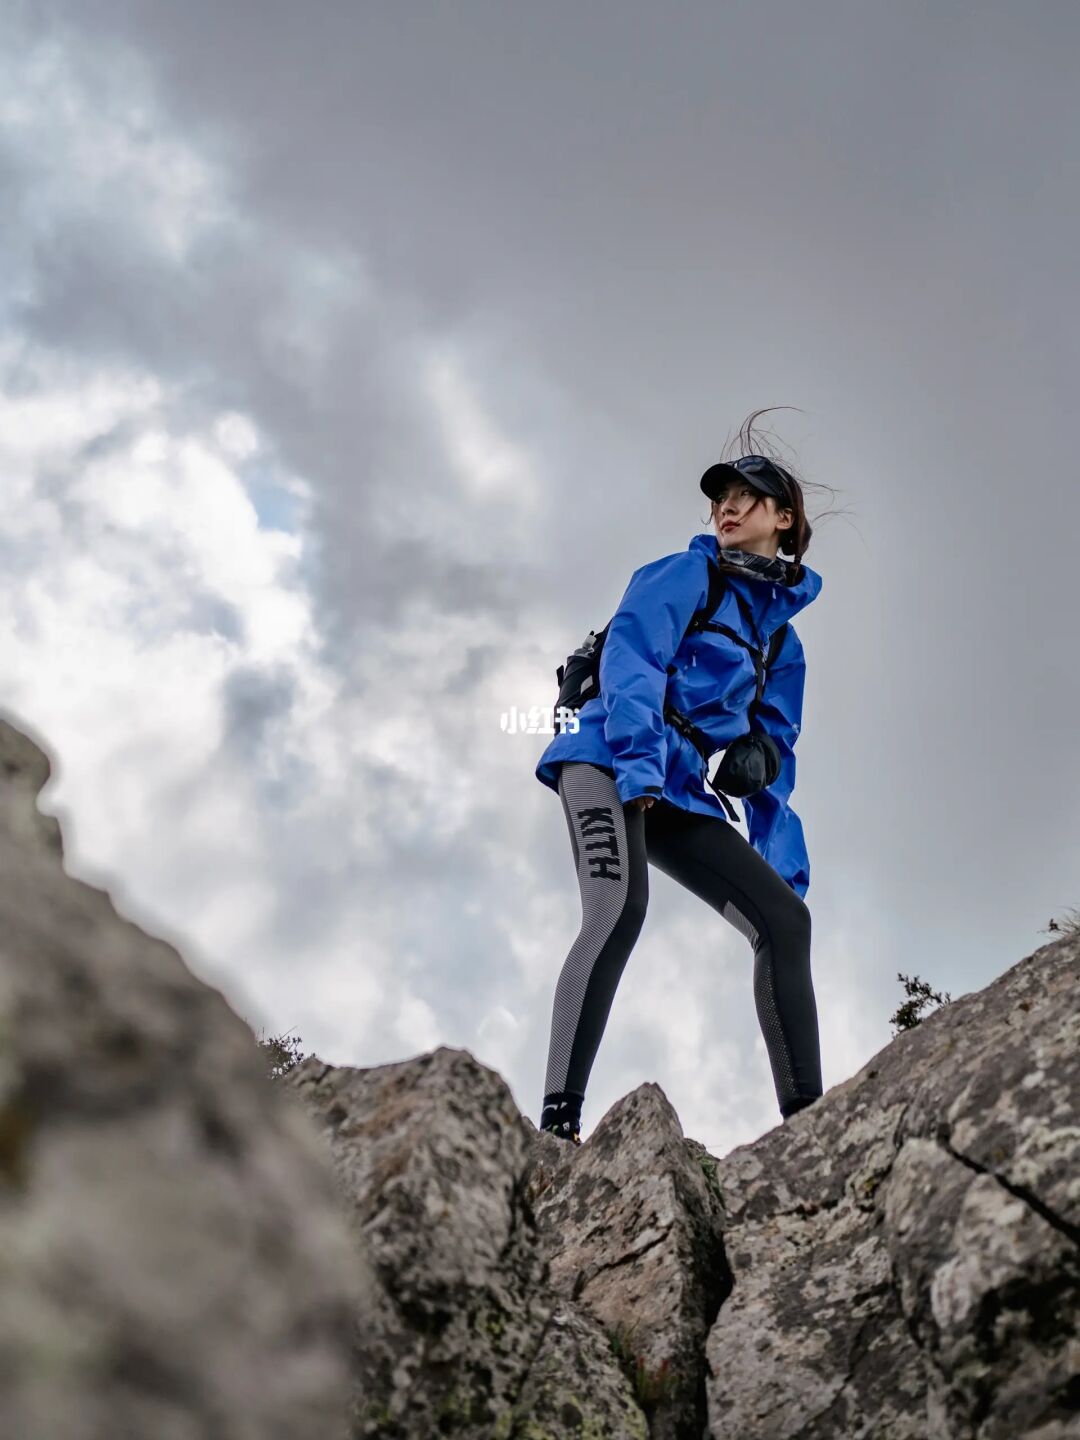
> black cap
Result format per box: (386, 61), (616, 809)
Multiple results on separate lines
(700, 454), (794, 504)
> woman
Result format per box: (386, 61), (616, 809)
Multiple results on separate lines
(534, 415), (829, 1145)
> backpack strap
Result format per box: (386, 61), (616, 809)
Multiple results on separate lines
(664, 568), (791, 819)
(756, 622), (789, 711)
(664, 622), (788, 748)
(677, 560), (790, 703)
(685, 555), (728, 637)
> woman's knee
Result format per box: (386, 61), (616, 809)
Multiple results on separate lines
(589, 880), (648, 941)
(584, 875), (650, 933)
(620, 885), (649, 936)
(775, 886), (811, 950)
(576, 865), (648, 938)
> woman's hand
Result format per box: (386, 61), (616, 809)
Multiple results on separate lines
(631, 795), (657, 812)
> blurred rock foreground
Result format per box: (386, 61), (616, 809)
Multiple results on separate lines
(1, 711), (1077, 1440)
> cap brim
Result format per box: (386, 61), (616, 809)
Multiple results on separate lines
(699, 462), (747, 501)
(701, 462), (787, 502)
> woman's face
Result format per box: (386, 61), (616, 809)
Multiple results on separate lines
(712, 481), (793, 557)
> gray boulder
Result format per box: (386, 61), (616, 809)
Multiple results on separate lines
(0, 713), (365, 1440)
(297, 938), (1078, 1440)
(286, 1048), (649, 1438)
(704, 932), (1079, 1439)
(520, 1085), (729, 1440)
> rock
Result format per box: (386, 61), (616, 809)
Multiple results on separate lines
(512, 1298), (650, 1440)
(285, 1048), (650, 1438)
(0, 713), (365, 1440)
(521, 1085), (729, 1440)
(704, 933), (1080, 1440)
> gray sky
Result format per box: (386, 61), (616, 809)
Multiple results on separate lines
(2, 0), (1077, 1155)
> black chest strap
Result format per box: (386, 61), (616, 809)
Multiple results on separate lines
(664, 594), (788, 821)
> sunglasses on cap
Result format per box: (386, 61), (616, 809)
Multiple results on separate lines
(699, 454), (795, 504)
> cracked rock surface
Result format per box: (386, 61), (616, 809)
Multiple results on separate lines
(521, 1084), (729, 1440)
(286, 1049), (649, 1438)
(0, 713), (364, 1439)
(705, 932), (1079, 1439)
(290, 930), (1078, 1440)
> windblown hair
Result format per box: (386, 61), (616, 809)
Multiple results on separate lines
(706, 407), (846, 570)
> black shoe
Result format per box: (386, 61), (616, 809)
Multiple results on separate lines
(543, 1119), (582, 1146)
(780, 1093), (820, 1122)
(540, 1092), (583, 1145)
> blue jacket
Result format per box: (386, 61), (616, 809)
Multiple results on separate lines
(535, 532), (823, 898)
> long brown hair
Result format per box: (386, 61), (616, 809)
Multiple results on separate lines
(706, 407), (845, 570)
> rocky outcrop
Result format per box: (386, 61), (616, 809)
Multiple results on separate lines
(286, 937), (1078, 1439)
(2, 710), (1077, 1438)
(703, 934), (1079, 1440)
(522, 1087), (729, 1439)
(288, 1049), (650, 1438)
(0, 713), (365, 1440)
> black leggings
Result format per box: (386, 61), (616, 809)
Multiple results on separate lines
(542, 762), (822, 1127)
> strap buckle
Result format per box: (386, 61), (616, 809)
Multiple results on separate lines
(663, 701), (741, 822)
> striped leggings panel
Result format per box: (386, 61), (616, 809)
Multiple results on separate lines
(544, 761), (822, 1119)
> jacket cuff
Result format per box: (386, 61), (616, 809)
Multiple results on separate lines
(620, 784), (664, 804)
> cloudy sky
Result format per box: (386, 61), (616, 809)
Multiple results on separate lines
(3, 0), (1077, 1156)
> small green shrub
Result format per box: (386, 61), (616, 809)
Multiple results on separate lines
(697, 1150), (723, 1206)
(889, 973), (952, 1036)
(1041, 907), (1080, 938)
(605, 1318), (679, 1412)
(252, 1025), (311, 1080)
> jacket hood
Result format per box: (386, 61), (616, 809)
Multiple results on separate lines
(687, 532), (823, 631)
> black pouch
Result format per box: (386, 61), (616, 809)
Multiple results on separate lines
(554, 628), (604, 732)
(712, 731), (782, 797)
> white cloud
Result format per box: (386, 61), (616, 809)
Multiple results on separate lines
(213, 412), (260, 461)
(0, 30), (230, 265)
(474, 1003), (522, 1080)
(0, 339), (344, 994)
(393, 993), (442, 1053)
(424, 343), (541, 510)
